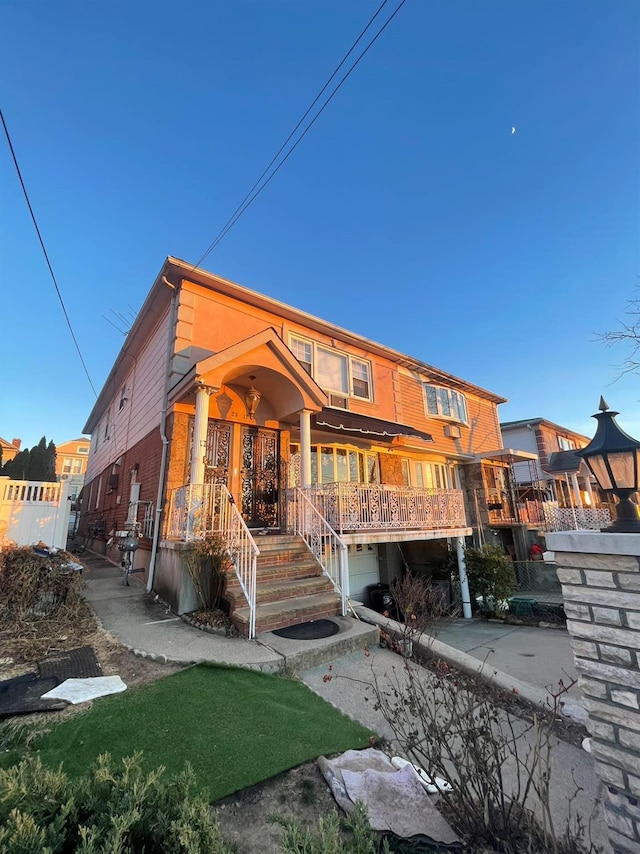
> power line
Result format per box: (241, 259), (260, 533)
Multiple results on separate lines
(1, 108), (98, 397)
(192, 0), (407, 270)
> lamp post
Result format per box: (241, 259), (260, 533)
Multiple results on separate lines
(576, 397), (640, 533)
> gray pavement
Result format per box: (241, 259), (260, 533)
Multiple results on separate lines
(432, 619), (580, 698)
(79, 551), (610, 852)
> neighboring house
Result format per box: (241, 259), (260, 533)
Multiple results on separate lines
(0, 437), (22, 464)
(500, 417), (611, 532)
(55, 438), (90, 504)
(81, 257), (529, 636)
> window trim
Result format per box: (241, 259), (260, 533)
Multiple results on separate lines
(423, 384), (468, 424)
(289, 333), (373, 403)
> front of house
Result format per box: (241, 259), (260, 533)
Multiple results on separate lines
(81, 258), (524, 636)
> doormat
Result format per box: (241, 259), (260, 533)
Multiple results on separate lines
(0, 673), (67, 718)
(272, 619), (340, 640)
(38, 646), (102, 681)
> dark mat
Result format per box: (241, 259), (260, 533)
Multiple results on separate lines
(272, 619), (340, 640)
(37, 646), (102, 680)
(0, 673), (66, 718)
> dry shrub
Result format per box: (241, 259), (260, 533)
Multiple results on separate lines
(0, 545), (98, 663)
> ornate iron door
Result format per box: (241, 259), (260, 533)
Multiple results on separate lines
(203, 421), (232, 485)
(241, 426), (279, 528)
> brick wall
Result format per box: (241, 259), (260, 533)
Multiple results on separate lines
(548, 530), (640, 854)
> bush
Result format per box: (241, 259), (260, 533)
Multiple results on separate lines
(464, 544), (516, 615)
(272, 802), (391, 854)
(0, 753), (234, 853)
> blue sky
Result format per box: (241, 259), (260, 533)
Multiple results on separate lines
(1, 0), (638, 451)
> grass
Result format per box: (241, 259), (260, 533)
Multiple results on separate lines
(4, 664), (374, 802)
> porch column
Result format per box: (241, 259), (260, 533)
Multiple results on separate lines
(190, 384), (211, 485)
(584, 476), (595, 507)
(455, 536), (472, 619)
(300, 409), (312, 488)
(570, 472), (583, 507)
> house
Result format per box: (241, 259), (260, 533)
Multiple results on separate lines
(0, 437), (22, 464)
(55, 437), (90, 504)
(81, 257), (528, 636)
(500, 417), (611, 532)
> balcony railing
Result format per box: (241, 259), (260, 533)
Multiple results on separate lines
(299, 483), (467, 535)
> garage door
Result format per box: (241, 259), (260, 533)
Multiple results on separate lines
(347, 544), (379, 601)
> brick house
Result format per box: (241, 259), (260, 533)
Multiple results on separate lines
(81, 257), (529, 636)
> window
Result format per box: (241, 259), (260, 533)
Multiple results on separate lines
(558, 436), (576, 451)
(71, 458), (83, 475)
(423, 385), (468, 424)
(290, 334), (373, 402)
(351, 359), (371, 399)
(62, 457), (73, 474)
(413, 461), (454, 490)
(289, 444), (379, 485)
(77, 446), (89, 454)
(290, 337), (312, 374)
(119, 385), (128, 410)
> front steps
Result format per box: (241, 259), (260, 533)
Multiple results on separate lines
(224, 534), (343, 637)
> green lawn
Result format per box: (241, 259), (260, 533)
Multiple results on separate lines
(15, 664), (373, 801)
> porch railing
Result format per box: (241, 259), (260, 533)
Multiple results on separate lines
(167, 483), (259, 639)
(293, 487), (348, 616)
(517, 500), (611, 532)
(300, 483), (467, 534)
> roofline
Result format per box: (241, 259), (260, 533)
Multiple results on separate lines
(500, 417), (590, 443)
(168, 257), (507, 404)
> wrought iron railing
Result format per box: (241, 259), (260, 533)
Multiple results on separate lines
(299, 483), (467, 534)
(167, 483), (259, 639)
(292, 487), (348, 616)
(516, 500), (611, 532)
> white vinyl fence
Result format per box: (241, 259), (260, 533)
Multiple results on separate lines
(0, 478), (71, 550)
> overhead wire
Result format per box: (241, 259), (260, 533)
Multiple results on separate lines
(192, 0), (408, 270)
(0, 108), (98, 397)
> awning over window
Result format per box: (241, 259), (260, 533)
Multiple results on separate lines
(311, 410), (433, 443)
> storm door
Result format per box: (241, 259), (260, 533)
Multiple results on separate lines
(241, 426), (279, 528)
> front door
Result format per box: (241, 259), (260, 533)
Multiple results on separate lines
(240, 426), (279, 528)
(203, 421), (232, 485)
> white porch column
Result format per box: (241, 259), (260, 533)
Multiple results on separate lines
(455, 536), (472, 619)
(570, 472), (583, 508)
(190, 384), (211, 485)
(300, 409), (312, 488)
(584, 476), (595, 507)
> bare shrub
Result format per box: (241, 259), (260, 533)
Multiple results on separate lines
(361, 660), (596, 853)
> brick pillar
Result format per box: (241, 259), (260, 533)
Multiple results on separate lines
(547, 530), (640, 854)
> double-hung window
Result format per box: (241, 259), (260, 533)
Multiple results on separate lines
(290, 334), (373, 403)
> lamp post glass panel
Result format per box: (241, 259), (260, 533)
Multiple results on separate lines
(576, 398), (640, 533)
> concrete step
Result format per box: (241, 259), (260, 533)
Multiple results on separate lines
(226, 575), (335, 610)
(259, 616), (380, 672)
(232, 590), (342, 636)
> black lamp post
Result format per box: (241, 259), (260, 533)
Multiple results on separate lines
(576, 397), (640, 533)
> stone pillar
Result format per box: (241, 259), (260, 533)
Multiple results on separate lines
(547, 530), (640, 854)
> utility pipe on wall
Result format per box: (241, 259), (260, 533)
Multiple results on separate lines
(147, 276), (178, 594)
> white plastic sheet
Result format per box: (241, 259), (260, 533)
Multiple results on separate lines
(41, 676), (127, 704)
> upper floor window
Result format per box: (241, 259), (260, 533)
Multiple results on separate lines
(290, 334), (373, 403)
(558, 436), (576, 451)
(119, 385), (128, 410)
(423, 384), (468, 424)
(63, 458), (83, 474)
(77, 446), (89, 454)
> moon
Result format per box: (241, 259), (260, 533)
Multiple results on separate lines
(511, 127), (516, 134)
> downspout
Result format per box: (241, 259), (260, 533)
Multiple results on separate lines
(147, 276), (178, 593)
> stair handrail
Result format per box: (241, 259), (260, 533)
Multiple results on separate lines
(292, 487), (348, 616)
(216, 485), (260, 640)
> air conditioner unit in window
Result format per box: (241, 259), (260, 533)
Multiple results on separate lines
(60, 474), (69, 480)
(329, 394), (349, 409)
(443, 424), (461, 439)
